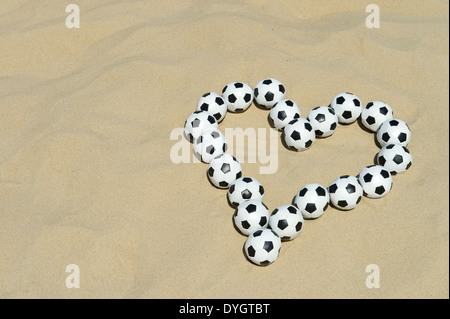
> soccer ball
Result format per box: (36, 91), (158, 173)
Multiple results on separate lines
(268, 99), (301, 130)
(283, 118), (316, 151)
(307, 106), (339, 138)
(233, 199), (270, 236)
(254, 78), (286, 109)
(268, 205), (304, 241)
(193, 128), (228, 163)
(376, 144), (413, 174)
(361, 101), (394, 132)
(222, 82), (254, 113)
(184, 110), (218, 142)
(207, 153), (242, 188)
(228, 176), (265, 207)
(376, 119), (411, 147)
(293, 183), (330, 219)
(196, 92), (228, 123)
(244, 228), (282, 266)
(358, 165), (393, 198)
(330, 92), (362, 124)
(328, 175), (363, 210)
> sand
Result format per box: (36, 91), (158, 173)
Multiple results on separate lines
(0, 0), (448, 299)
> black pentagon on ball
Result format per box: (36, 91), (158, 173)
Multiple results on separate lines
(336, 96), (345, 104)
(278, 110), (287, 121)
(219, 181), (229, 188)
(265, 92), (274, 102)
(229, 184), (235, 194)
(221, 163), (231, 174)
(208, 167), (214, 177)
(254, 87), (259, 97)
(206, 145), (215, 154)
(328, 183), (337, 193)
(279, 84), (285, 94)
(316, 186), (326, 196)
(262, 79), (272, 85)
(337, 200), (348, 208)
(330, 122), (337, 130)
(366, 102), (374, 109)
(271, 208), (279, 215)
(305, 140), (313, 148)
(222, 85), (228, 94)
(393, 154), (403, 164)
(287, 206), (297, 214)
(211, 131), (220, 138)
(277, 219), (288, 230)
(244, 93), (252, 103)
(299, 188), (308, 197)
(366, 116), (376, 125)
(200, 103), (209, 111)
(241, 220), (251, 229)
(406, 161), (412, 170)
(207, 115), (216, 124)
(191, 118), (201, 128)
(382, 132), (390, 142)
(259, 216), (267, 226)
(295, 221), (303, 232)
(377, 155), (386, 166)
(236, 171), (242, 179)
(363, 173), (373, 183)
(315, 113), (326, 123)
(234, 82), (244, 88)
(213, 112), (221, 120)
(247, 245), (256, 257)
(305, 203), (316, 213)
(259, 185), (264, 195)
(398, 132), (407, 143)
(241, 189), (252, 200)
(353, 99), (360, 107)
(263, 241), (274, 253)
(253, 230), (263, 237)
(290, 131), (300, 141)
(346, 183), (356, 194)
(286, 100), (294, 106)
(246, 204), (257, 213)
(379, 106), (388, 115)
(215, 97), (224, 105)
(305, 122), (313, 132)
(228, 94), (237, 103)
(242, 177), (253, 183)
(380, 169), (390, 179)
(375, 186), (386, 195)
(390, 120), (399, 126)
(342, 110), (353, 119)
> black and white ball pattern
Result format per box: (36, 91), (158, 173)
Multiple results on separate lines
(233, 199), (270, 236)
(376, 143), (412, 174)
(361, 101), (394, 132)
(268, 205), (304, 241)
(376, 119), (411, 147)
(268, 99), (301, 130)
(193, 128), (228, 163)
(307, 106), (339, 137)
(184, 110), (218, 142)
(228, 176), (265, 207)
(358, 165), (393, 198)
(196, 92), (228, 123)
(254, 78), (286, 109)
(283, 118), (316, 151)
(293, 183), (330, 219)
(222, 82), (254, 113)
(328, 175), (363, 210)
(330, 92), (362, 124)
(207, 153), (242, 189)
(244, 228), (281, 266)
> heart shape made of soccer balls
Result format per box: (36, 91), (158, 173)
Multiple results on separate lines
(184, 78), (412, 266)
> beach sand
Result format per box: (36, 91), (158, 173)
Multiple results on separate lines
(0, 0), (448, 298)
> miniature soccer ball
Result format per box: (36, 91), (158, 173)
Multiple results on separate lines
(207, 153), (242, 188)
(328, 175), (363, 210)
(268, 99), (301, 130)
(360, 101), (394, 132)
(376, 119), (411, 147)
(233, 200), (270, 236)
(376, 144), (413, 174)
(196, 92), (228, 123)
(293, 183), (330, 219)
(221, 82), (254, 113)
(330, 92), (362, 124)
(193, 128), (228, 163)
(358, 165), (393, 198)
(254, 78), (286, 109)
(244, 228), (282, 266)
(228, 177), (265, 207)
(184, 110), (218, 142)
(283, 118), (316, 151)
(307, 106), (339, 137)
(268, 205), (304, 241)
